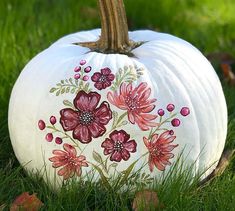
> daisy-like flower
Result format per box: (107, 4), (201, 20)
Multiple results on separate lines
(101, 130), (137, 162)
(49, 143), (88, 180)
(107, 82), (157, 131)
(143, 130), (178, 172)
(60, 90), (112, 143)
(91, 67), (115, 90)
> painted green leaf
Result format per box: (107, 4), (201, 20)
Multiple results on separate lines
(61, 87), (65, 94)
(111, 66), (142, 91)
(112, 111), (118, 128)
(84, 82), (90, 92)
(56, 90), (60, 96)
(116, 112), (127, 126)
(110, 163), (118, 168)
(71, 88), (76, 94)
(92, 151), (103, 164)
(66, 87), (70, 93)
(63, 100), (74, 108)
(120, 120), (128, 126)
(46, 125), (54, 129)
(49, 87), (57, 93)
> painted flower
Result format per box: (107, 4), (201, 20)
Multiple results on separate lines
(91, 67), (115, 90)
(60, 91), (112, 143)
(49, 143), (88, 180)
(143, 130), (178, 172)
(107, 82), (157, 131)
(101, 130), (137, 162)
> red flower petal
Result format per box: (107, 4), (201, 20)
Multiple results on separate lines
(104, 148), (114, 155)
(123, 140), (137, 152)
(160, 158), (171, 166)
(141, 113), (158, 121)
(52, 160), (68, 168)
(49, 156), (66, 162)
(63, 143), (77, 157)
(94, 101), (112, 124)
(139, 87), (151, 101)
(153, 158), (166, 171)
(103, 81), (112, 89)
(58, 165), (72, 179)
(121, 149), (131, 161)
(134, 115), (151, 131)
(52, 150), (67, 156)
(94, 82), (103, 90)
(101, 67), (111, 75)
(120, 82), (127, 96)
(143, 137), (150, 148)
(101, 138), (114, 149)
(60, 108), (79, 131)
(141, 105), (156, 113)
(88, 122), (106, 138)
(149, 156), (155, 172)
(80, 161), (89, 167)
(76, 155), (86, 161)
(74, 91), (100, 111)
(75, 166), (82, 177)
(132, 82), (147, 97)
(73, 125), (91, 143)
(91, 72), (101, 82)
(110, 151), (122, 162)
(127, 111), (135, 124)
(159, 130), (171, 140)
(134, 114), (158, 130)
(109, 130), (130, 143)
(107, 73), (115, 81)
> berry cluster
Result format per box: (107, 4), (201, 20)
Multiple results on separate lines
(157, 104), (190, 127)
(73, 60), (91, 81)
(38, 116), (63, 145)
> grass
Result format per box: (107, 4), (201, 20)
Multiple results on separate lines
(0, 0), (235, 210)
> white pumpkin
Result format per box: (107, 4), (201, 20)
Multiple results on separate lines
(8, 0), (227, 187)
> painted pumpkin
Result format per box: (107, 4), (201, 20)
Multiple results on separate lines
(8, 0), (227, 187)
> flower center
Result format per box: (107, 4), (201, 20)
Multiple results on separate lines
(65, 156), (79, 166)
(99, 75), (107, 82)
(114, 140), (123, 151)
(125, 95), (140, 110)
(150, 148), (160, 157)
(79, 111), (94, 125)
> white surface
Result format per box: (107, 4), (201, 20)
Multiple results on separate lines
(8, 29), (227, 187)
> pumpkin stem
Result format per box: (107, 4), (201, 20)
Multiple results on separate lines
(76, 0), (142, 55)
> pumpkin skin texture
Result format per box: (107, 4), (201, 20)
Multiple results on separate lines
(8, 29), (227, 187)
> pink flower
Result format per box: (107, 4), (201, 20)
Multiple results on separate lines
(101, 130), (137, 162)
(49, 143), (88, 180)
(60, 91), (112, 143)
(107, 82), (157, 131)
(143, 130), (178, 172)
(91, 68), (115, 90)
